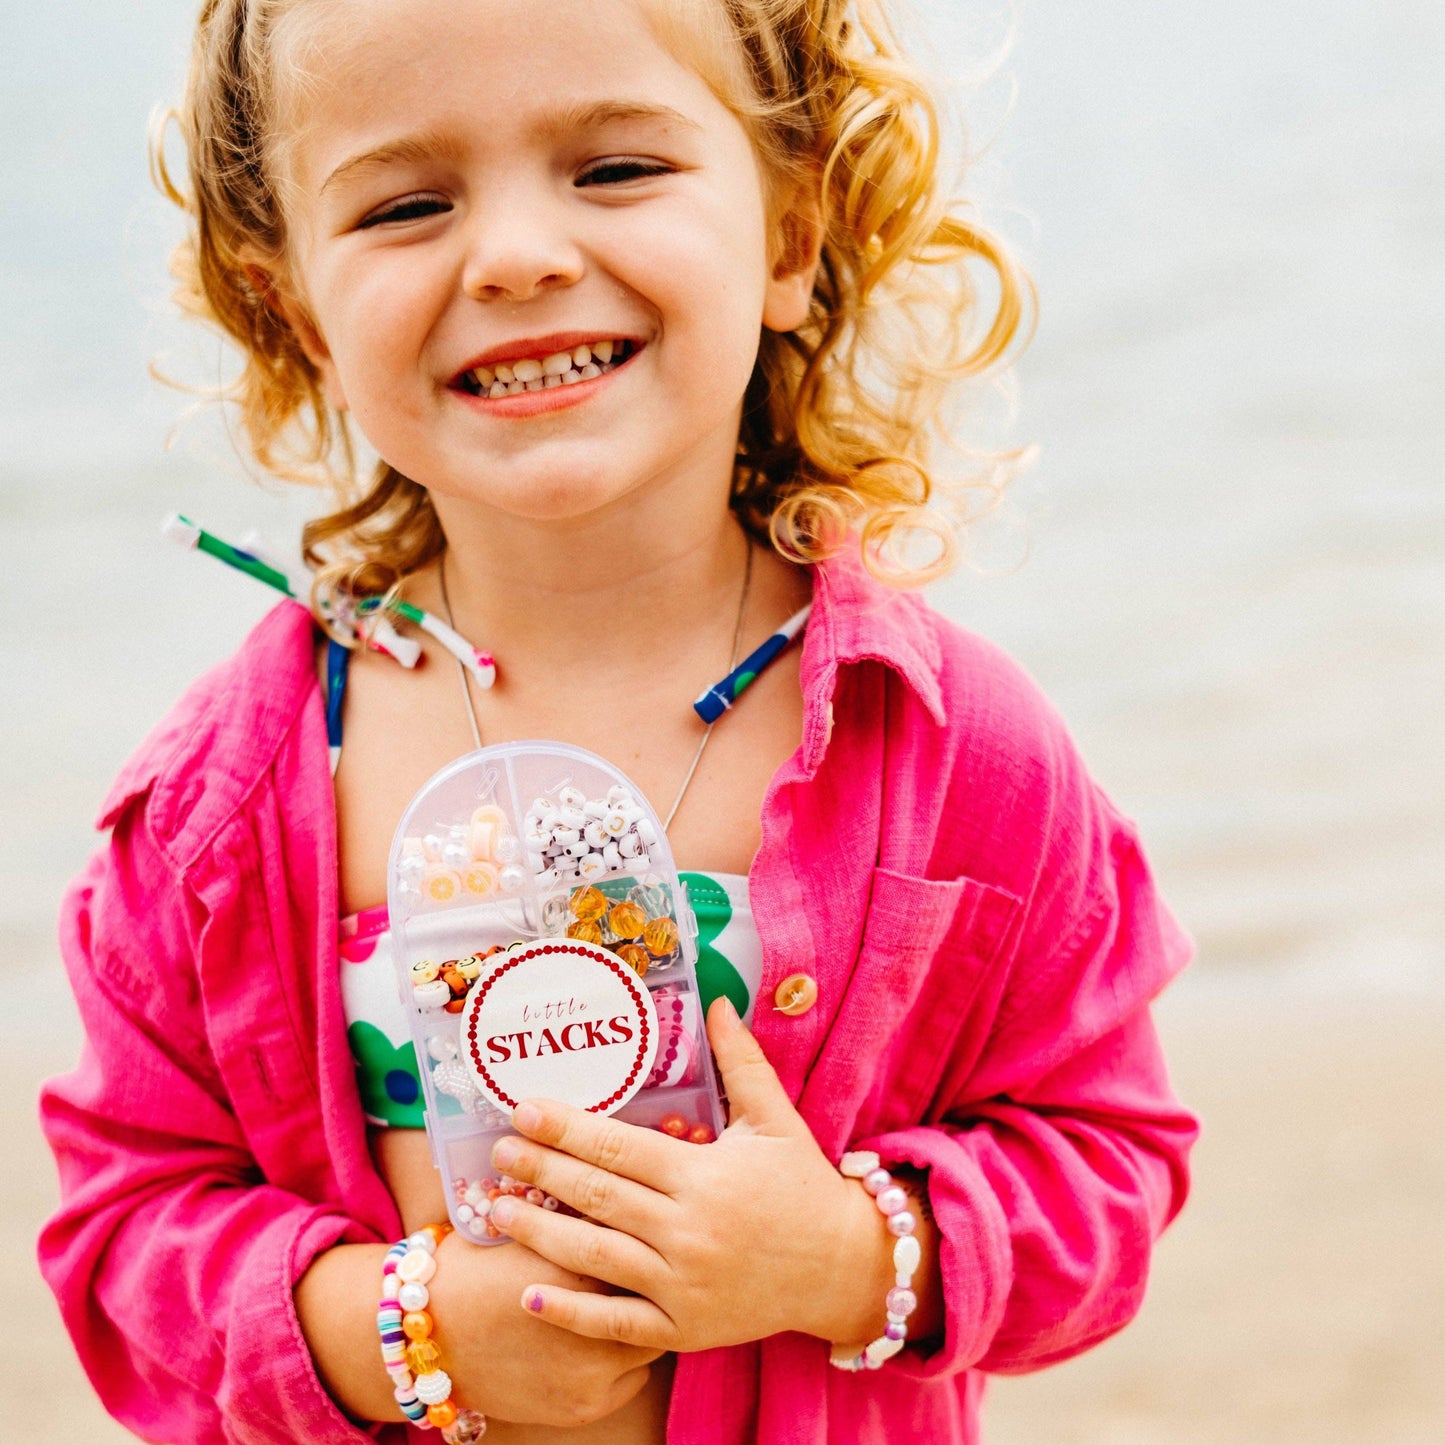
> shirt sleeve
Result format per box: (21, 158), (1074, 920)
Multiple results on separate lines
(856, 787), (1199, 1381)
(37, 804), (381, 1445)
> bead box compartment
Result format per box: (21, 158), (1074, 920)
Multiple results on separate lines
(388, 742), (728, 1243)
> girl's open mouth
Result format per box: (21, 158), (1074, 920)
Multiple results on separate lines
(452, 339), (639, 399)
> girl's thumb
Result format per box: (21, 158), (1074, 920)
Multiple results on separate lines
(705, 995), (798, 1130)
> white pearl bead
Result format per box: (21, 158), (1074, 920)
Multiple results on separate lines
(398, 1280), (430, 1311)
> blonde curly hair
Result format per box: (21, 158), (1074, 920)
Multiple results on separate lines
(153, 0), (1034, 608)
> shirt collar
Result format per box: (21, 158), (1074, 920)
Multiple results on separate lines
(799, 546), (946, 773)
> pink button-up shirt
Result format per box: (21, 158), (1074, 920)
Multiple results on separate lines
(39, 549), (1197, 1444)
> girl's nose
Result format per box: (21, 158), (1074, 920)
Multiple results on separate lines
(460, 193), (583, 303)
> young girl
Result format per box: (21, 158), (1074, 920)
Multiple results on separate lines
(39, 0), (1197, 1441)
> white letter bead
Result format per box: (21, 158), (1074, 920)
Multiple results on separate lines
(397, 1281), (430, 1311)
(602, 843), (622, 869)
(893, 1234), (922, 1274)
(864, 1336), (906, 1366)
(840, 1151), (881, 1178)
(395, 1249), (437, 1285)
(558, 787), (586, 810)
(578, 855), (608, 881)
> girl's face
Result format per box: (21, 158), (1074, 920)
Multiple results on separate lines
(276, 0), (813, 527)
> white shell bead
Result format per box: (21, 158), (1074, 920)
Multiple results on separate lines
(840, 1151), (881, 1178)
(864, 1336), (905, 1366)
(893, 1234), (921, 1273)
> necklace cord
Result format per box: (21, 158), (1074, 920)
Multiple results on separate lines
(438, 538), (755, 832)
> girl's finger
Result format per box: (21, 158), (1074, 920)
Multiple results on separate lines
(491, 1196), (660, 1295)
(511, 1099), (682, 1193)
(521, 1282), (678, 1351)
(492, 1135), (672, 1239)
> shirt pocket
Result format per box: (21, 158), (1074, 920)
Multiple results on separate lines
(800, 866), (1020, 1152)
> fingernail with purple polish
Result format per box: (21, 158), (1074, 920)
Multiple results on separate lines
(526, 1289), (545, 1313)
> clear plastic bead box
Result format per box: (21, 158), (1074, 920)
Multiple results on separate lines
(388, 741), (728, 1243)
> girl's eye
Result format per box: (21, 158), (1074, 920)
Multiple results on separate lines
(356, 194), (451, 229)
(576, 159), (673, 187)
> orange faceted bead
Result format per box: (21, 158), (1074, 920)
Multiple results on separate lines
(401, 1311), (432, 1341)
(427, 1401), (459, 1428)
(607, 901), (646, 940)
(405, 1340), (442, 1376)
(658, 1112), (688, 1138)
(569, 885), (608, 923)
(566, 920), (603, 945)
(642, 916), (679, 957)
(616, 943), (649, 978)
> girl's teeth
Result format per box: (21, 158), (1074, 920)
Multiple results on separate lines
(467, 341), (628, 397)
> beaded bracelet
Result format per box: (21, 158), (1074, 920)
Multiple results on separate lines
(377, 1224), (488, 1440)
(827, 1152), (922, 1373)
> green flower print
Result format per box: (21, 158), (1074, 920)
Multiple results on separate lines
(681, 872), (749, 1020)
(348, 1021), (425, 1128)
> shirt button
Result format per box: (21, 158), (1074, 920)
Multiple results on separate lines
(774, 973), (819, 1017)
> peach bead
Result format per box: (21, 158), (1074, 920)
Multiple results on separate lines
(427, 1401), (459, 1429)
(401, 1312), (432, 1341)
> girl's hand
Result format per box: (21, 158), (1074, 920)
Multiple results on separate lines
(429, 1228), (665, 1427)
(484, 997), (896, 1353)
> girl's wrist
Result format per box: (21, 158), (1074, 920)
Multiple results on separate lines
(807, 1162), (942, 1350)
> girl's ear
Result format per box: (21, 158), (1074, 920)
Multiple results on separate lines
(762, 180), (824, 334)
(246, 263), (349, 411)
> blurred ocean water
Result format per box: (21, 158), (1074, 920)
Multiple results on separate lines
(2, 1), (1442, 1008)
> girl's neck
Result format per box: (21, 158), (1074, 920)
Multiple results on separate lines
(415, 494), (757, 680)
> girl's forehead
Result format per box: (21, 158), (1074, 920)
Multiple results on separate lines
(280, 0), (742, 114)
(276, 0), (750, 180)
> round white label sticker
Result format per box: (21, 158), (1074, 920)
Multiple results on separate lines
(461, 940), (659, 1115)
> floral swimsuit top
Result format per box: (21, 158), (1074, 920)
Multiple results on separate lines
(339, 874), (762, 1127)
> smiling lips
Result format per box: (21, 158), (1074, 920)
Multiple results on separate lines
(455, 339), (636, 399)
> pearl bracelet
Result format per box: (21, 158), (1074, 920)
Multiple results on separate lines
(828, 1152), (922, 1372)
(377, 1224), (488, 1440)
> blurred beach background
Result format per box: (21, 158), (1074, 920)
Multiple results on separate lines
(3, 1), (1442, 1440)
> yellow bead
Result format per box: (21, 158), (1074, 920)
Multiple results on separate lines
(616, 943), (649, 978)
(406, 1340), (442, 1376)
(642, 916), (679, 957)
(567, 920), (603, 944)
(608, 901), (646, 940)
(401, 1312), (432, 1341)
(569, 885), (608, 923)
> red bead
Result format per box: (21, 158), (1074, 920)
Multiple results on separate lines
(687, 1123), (715, 1144)
(658, 1113), (688, 1138)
